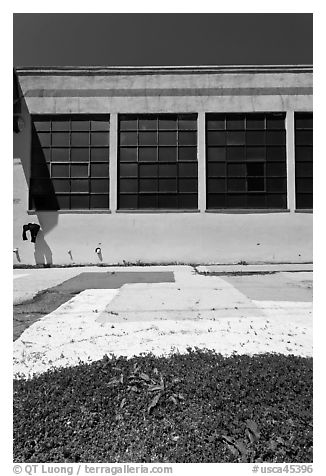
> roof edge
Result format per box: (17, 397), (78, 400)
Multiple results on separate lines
(15, 65), (313, 76)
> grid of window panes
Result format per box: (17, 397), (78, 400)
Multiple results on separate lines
(118, 114), (198, 209)
(295, 112), (313, 209)
(30, 115), (110, 210)
(206, 113), (287, 209)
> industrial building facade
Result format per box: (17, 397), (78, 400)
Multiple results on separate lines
(13, 65), (313, 265)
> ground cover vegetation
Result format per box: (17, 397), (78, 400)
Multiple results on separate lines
(13, 350), (313, 463)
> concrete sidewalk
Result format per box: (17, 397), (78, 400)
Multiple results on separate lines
(13, 265), (312, 378)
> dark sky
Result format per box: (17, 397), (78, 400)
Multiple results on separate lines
(13, 13), (313, 67)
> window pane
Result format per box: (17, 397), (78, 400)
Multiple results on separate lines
(295, 146), (313, 162)
(207, 194), (226, 208)
(51, 164), (69, 178)
(266, 115), (285, 130)
(36, 133), (51, 147)
(159, 147), (177, 162)
(247, 162), (264, 176)
(138, 194), (158, 208)
(91, 132), (110, 146)
(119, 194), (138, 209)
(90, 148), (109, 162)
(139, 179), (158, 192)
(71, 120), (90, 131)
(227, 147), (245, 161)
(296, 162), (313, 177)
(120, 179), (138, 193)
(52, 133), (70, 147)
(91, 120), (110, 131)
(159, 118), (177, 130)
(158, 195), (178, 209)
(71, 164), (88, 177)
(120, 119), (137, 130)
(207, 163), (226, 177)
(159, 164), (177, 177)
(266, 163), (286, 176)
(178, 119), (197, 130)
(120, 163), (138, 177)
(207, 178), (226, 193)
(52, 148), (70, 162)
(179, 131), (197, 145)
(52, 120), (70, 131)
(71, 179), (89, 193)
(228, 163), (246, 177)
(247, 177), (265, 192)
(159, 132), (177, 146)
(178, 194), (197, 209)
(247, 194), (266, 208)
(226, 115), (245, 130)
(246, 147), (266, 161)
(226, 131), (245, 145)
(227, 178), (246, 192)
(266, 194), (287, 208)
(30, 179), (52, 195)
(178, 147), (197, 161)
(120, 132), (137, 146)
(90, 195), (109, 209)
(139, 132), (157, 146)
(207, 118), (225, 130)
(207, 131), (225, 146)
(33, 147), (51, 162)
(178, 163), (197, 177)
(246, 131), (265, 146)
(119, 148), (137, 162)
(267, 178), (287, 192)
(179, 179), (197, 193)
(139, 164), (157, 177)
(56, 195), (70, 209)
(266, 147), (286, 161)
(296, 130), (313, 146)
(207, 147), (226, 162)
(91, 163), (109, 177)
(266, 131), (286, 146)
(34, 121), (51, 131)
(71, 195), (89, 209)
(52, 179), (70, 193)
(227, 194), (247, 208)
(139, 119), (157, 130)
(71, 132), (88, 146)
(32, 161), (50, 178)
(91, 179), (109, 193)
(139, 147), (157, 162)
(296, 115), (313, 129)
(246, 115), (265, 130)
(159, 178), (177, 192)
(71, 148), (89, 162)
(296, 178), (313, 193)
(296, 194), (313, 209)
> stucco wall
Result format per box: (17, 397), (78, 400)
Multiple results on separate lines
(13, 67), (313, 266)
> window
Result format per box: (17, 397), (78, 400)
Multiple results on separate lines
(295, 112), (313, 209)
(118, 114), (198, 209)
(30, 115), (110, 210)
(206, 113), (287, 209)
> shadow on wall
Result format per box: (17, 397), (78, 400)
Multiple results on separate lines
(14, 70), (59, 265)
(34, 228), (53, 266)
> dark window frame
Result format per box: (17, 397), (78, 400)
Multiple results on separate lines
(295, 112), (313, 210)
(118, 114), (198, 210)
(30, 114), (110, 210)
(206, 112), (287, 210)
